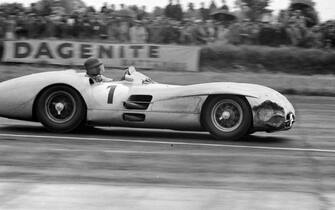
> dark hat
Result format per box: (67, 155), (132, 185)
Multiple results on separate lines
(133, 19), (142, 24)
(84, 57), (102, 69)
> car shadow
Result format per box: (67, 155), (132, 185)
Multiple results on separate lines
(0, 124), (291, 145)
(238, 135), (290, 144)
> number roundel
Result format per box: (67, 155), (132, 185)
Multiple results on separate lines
(107, 85), (117, 104)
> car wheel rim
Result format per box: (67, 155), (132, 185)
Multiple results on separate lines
(45, 91), (77, 123)
(211, 99), (243, 132)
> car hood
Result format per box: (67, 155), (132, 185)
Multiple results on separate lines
(128, 82), (284, 101)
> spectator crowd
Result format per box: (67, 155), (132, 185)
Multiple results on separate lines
(0, 0), (334, 48)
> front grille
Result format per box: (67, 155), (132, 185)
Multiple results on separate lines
(285, 113), (295, 128)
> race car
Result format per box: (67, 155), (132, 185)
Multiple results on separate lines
(0, 67), (295, 140)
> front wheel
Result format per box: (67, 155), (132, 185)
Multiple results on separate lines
(36, 85), (86, 133)
(202, 96), (252, 140)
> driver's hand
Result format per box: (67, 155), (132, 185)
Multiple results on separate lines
(125, 74), (134, 82)
(94, 75), (103, 83)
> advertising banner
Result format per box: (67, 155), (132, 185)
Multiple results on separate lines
(3, 40), (200, 72)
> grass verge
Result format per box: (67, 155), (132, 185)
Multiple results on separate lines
(201, 44), (335, 75)
(0, 64), (334, 97)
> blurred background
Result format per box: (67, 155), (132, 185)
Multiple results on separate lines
(0, 0), (334, 91)
(0, 1), (335, 209)
(0, 0), (334, 47)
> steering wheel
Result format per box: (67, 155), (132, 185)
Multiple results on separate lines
(121, 69), (130, 81)
(121, 66), (136, 81)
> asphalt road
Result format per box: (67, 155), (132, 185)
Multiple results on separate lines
(0, 95), (334, 210)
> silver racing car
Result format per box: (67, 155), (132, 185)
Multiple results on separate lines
(0, 67), (295, 140)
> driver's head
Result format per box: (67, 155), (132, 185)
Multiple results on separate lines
(84, 57), (105, 77)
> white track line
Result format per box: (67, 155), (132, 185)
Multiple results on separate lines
(0, 133), (335, 154)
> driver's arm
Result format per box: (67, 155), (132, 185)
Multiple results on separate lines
(124, 73), (134, 82)
(121, 68), (134, 82)
(93, 75), (113, 83)
(100, 75), (113, 82)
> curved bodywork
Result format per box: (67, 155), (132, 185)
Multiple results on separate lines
(0, 69), (295, 133)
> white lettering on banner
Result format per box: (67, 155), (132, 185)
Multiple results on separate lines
(3, 40), (200, 72)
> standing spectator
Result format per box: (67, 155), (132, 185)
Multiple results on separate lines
(15, 13), (28, 39)
(65, 15), (76, 38)
(206, 20), (216, 42)
(0, 15), (5, 38)
(249, 22), (261, 45)
(119, 3), (125, 11)
(198, 2), (210, 21)
(101, 2), (108, 14)
(173, 0), (183, 21)
(185, 3), (197, 21)
(91, 16), (102, 40)
(27, 14), (37, 38)
(170, 20), (182, 43)
(305, 25), (323, 48)
(180, 20), (195, 44)
(165, 0), (174, 19)
(238, 3), (250, 21)
(278, 10), (289, 25)
(152, 6), (164, 18)
(72, 16), (83, 38)
(118, 4), (136, 20)
(99, 16), (108, 39)
(215, 23), (230, 44)
(259, 21), (277, 46)
(129, 5), (139, 18)
(119, 19), (130, 42)
(106, 18), (118, 41)
(37, 16), (48, 38)
(159, 19), (180, 44)
(147, 18), (164, 43)
(227, 22), (242, 44)
(44, 15), (56, 38)
(209, 0), (217, 13)
(4, 15), (16, 40)
(29, 3), (39, 15)
(129, 20), (148, 43)
(290, 10), (306, 28)
(110, 4), (116, 14)
(82, 16), (93, 39)
(239, 19), (252, 44)
(286, 10), (306, 46)
(321, 21), (335, 48)
(56, 16), (68, 39)
(86, 6), (96, 14)
(303, 7), (319, 28)
(137, 6), (149, 20)
(192, 20), (208, 44)
(220, 0), (229, 11)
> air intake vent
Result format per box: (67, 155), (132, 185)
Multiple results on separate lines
(123, 113), (145, 122)
(124, 95), (153, 110)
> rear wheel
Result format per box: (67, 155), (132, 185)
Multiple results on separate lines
(202, 96), (252, 140)
(36, 85), (86, 132)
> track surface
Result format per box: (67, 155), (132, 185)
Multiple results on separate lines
(0, 95), (334, 209)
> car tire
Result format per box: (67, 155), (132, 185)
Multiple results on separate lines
(202, 95), (252, 140)
(36, 85), (86, 133)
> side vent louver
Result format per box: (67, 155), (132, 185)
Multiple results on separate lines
(124, 95), (153, 110)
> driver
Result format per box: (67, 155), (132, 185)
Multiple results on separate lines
(84, 57), (113, 83)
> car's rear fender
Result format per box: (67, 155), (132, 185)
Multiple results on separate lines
(31, 83), (88, 122)
(0, 70), (91, 121)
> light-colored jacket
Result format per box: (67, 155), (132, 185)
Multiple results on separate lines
(86, 74), (113, 83)
(129, 26), (148, 43)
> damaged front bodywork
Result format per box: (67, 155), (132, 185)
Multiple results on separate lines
(247, 97), (295, 132)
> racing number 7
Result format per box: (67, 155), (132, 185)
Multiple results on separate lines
(107, 85), (117, 104)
